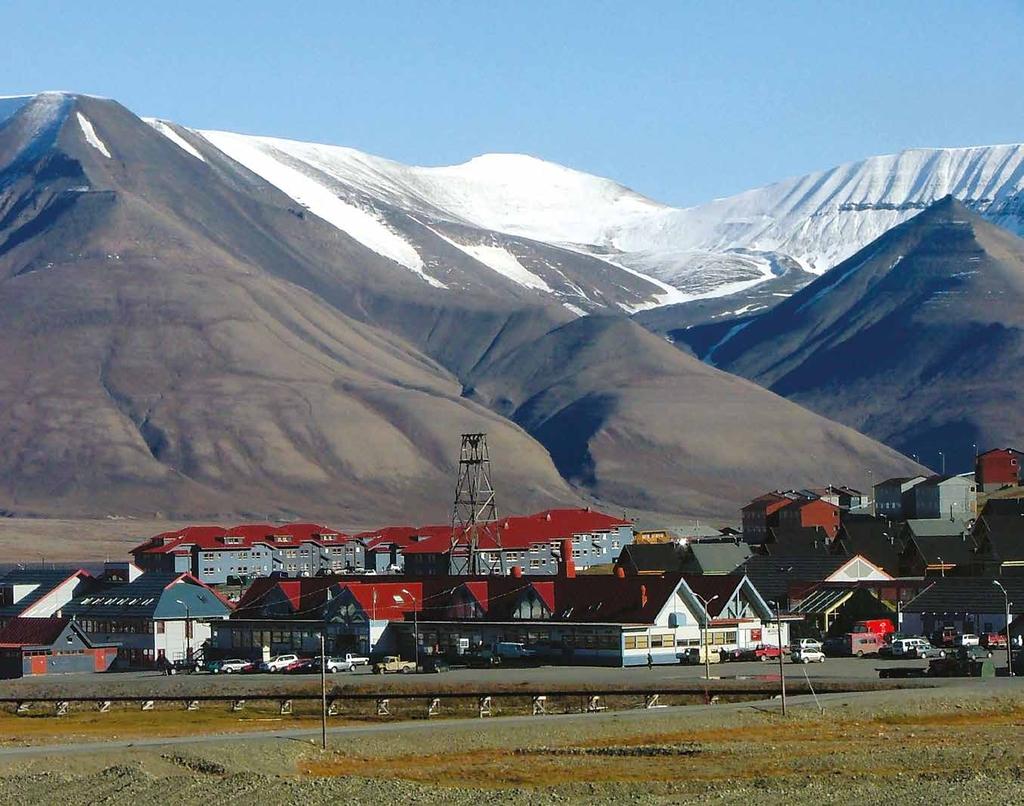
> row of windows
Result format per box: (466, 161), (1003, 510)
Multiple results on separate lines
(78, 618), (159, 635)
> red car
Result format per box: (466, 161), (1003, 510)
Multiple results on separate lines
(729, 644), (783, 662)
(282, 659), (314, 674)
(981, 632), (1008, 649)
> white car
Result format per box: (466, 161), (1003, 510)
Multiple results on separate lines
(956, 634), (980, 647)
(261, 653), (299, 672)
(214, 658), (252, 674)
(791, 647), (825, 664)
(791, 639), (823, 652)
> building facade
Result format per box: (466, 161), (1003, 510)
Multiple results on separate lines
(976, 448), (1022, 492)
(911, 475), (977, 520)
(0, 617), (117, 679)
(873, 476), (927, 518)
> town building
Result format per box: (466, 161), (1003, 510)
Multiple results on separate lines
(830, 515), (905, 576)
(132, 523), (352, 585)
(208, 560), (784, 667)
(0, 568), (95, 628)
(897, 518), (975, 577)
(0, 617), (117, 679)
(614, 540), (753, 576)
(902, 577), (1024, 638)
(910, 475), (977, 520)
(970, 510), (1024, 577)
(64, 572), (232, 668)
(738, 554), (891, 611)
(975, 448), (1023, 492)
(873, 476), (927, 519)
(775, 497), (841, 539)
(399, 509), (634, 576)
(741, 492), (803, 544)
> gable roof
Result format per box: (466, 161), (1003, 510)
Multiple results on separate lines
(686, 541), (753, 574)
(0, 616), (73, 647)
(904, 518), (973, 538)
(0, 568), (92, 618)
(904, 577), (1024, 615)
(974, 514), (1024, 562)
(905, 534), (977, 566)
(65, 573), (232, 620)
(133, 522), (348, 556)
(614, 543), (687, 573)
(764, 526), (834, 556)
(835, 517), (901, 574)
(739, 554), (850, 604)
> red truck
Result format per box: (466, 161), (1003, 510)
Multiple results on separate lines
(852, 619), (895, 637)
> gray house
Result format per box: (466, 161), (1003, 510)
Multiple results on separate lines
(911, 475), (978, 520)
(873, 476), (927, 518)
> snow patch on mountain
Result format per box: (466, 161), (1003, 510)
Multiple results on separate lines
(201, 130), (444, 288)
(145, 119), (206, 162)
(76, 112), (111, 159)
(418, 221), (552, 292)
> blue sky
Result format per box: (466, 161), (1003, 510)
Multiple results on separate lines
(3, 1), (1023, 206)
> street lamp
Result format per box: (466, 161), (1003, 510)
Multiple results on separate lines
(993, 581), (1014, 677)
(771, 600), (787, 716)
(175, 599), (192, 661)
(692, 593), (719, 680)
(401, 588), (419, 671)
(939, 451), (945, 475)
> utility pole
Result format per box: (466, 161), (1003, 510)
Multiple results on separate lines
(319, 631), (327, 749)
(176, 599), (192, 661)
(401, 588), (419, 670)
(993, 581), (1014, 677)
(450, 433), (501, 575)
(694, 593), (719, 680)
(775, 602), (787, 716)
(939, 451), (945, 475)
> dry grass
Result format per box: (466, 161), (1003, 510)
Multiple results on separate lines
(300, 699), (1024, 790)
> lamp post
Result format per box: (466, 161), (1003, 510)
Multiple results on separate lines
(993, 581), (1014, 677)
(772, 601), (787, 716)
(938, 556), (944, 578)
(319, 630), (328, 749)
(939, 451), (945, 475)
(401, 588), (419, 671)
(693, 593), (719, 680)
(175, 599), (191, 661)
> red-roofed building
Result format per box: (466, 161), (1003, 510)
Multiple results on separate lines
(209, 568), (781, 668)
(401, 509), (633, 576)
(132, 522), (350, 584)
(742, 492), (805, 544)
(775, 497), (841, 540)
(0, 617), (118, 679)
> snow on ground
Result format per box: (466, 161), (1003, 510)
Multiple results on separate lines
(144, 119), (205, 162)
(200, 130), (444, 289)
(416, 220), (552, 292)
(563, 303), (588, 317)
(76, 112), (111, 159)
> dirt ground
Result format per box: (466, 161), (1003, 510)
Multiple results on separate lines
(0, 683), (1021, 804)
(0, 518), (199, 563)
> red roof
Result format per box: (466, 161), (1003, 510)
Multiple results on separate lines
(0, 617), (73, 648)
(133, 522), (348, 555)
(400, 508), (630, 555)
(345, 582), (422, 621)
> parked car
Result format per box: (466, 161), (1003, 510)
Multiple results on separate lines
(822, 636), (847, 657)
(791, 647), (825, 664)
(891, 638), (945, 659)
(981, 632), (1008, 649)
(931, 626), (958, 647)
(283, 658), (315, 674)
(260, 653), (300, 672)
(206, 658), (253, 674)
(464, 650), (502, 668)
(312, 656), (357, 673)
(419, 655), (451, 673)
(956, 634), (981, 648)
(678, 646), (721, 665)
(730, 644), (783, 662)
(339, 652), (370, 667)
(846, 633), (886, 657)
(958, 645), (992, 661)
(791, 639), (823, 652)
(373, 656), (417, 674)
(164, 658), (200, 675)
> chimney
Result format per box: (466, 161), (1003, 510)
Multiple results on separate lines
(558, 538), (576, 578)
(614, 566), (626, 579)
(510, 565), (523, 578)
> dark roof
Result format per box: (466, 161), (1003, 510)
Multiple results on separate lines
(614, 543), (687, 573)
(684, 542), (752, 574)
(765, 526), (834, 556)
(65, 573), (231, 620)
(0, 568), (90, 618)
(738, 554), (849, 604)
(904, 577), (1024, 615)
(981, 498), (1024, 518)
(836, 517), (902, 574)
(907, 535), (977, 565)
(975, 514), (1024, 562)
(0, 616), (71, 647)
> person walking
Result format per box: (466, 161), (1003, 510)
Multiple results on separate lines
(647, 651), (654, 669)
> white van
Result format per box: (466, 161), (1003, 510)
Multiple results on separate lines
(891, 638), (942, 659)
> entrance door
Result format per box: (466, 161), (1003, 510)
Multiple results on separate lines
(29, 655), (47, 675)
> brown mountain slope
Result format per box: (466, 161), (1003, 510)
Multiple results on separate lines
(463, 316), (923, 517)
(0, 93), (923, 521)
(677, 198), (1024, 469)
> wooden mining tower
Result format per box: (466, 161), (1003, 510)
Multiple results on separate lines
(449, 432), (503, 575)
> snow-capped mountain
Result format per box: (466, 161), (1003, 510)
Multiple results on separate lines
(159, 121), (1024, 316)
(0, 91), (923, 522)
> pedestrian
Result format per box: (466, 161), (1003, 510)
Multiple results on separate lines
(647, 651), (653, 669)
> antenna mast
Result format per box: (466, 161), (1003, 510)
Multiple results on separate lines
(450, 433), (503, 575)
